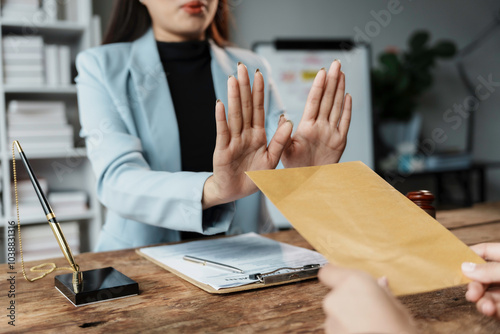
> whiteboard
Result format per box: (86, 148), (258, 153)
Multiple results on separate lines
(254, 40), (374, 228)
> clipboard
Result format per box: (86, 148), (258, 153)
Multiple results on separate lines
(137, 249), (320, 294)
(135, 233), (326, 294)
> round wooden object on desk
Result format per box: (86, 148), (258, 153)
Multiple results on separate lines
(406, 190), (436, 218)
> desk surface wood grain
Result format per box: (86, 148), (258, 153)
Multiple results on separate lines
(3, 202), (500, 333)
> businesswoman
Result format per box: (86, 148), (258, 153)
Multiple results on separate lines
(76, 0), (352, 251)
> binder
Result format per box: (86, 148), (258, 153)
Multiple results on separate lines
(136, 233), (326, 294)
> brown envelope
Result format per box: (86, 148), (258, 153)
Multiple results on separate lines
(246, 161), (485, 295)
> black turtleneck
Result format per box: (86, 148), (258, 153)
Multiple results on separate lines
(156, 40), (216, 173)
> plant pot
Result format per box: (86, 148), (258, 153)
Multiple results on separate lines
(378, 113), (422, 151)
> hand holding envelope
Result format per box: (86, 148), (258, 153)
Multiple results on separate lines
(247, 161), (485, 295)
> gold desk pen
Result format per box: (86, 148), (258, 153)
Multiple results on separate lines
(14, 141), (82, 291)
(13, 140), (138, 306)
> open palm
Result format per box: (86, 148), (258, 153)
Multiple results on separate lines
(205, 64), (293, 207)
(281, 60), (352, 168)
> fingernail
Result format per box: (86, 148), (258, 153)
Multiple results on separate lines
(336, 59), (341, 65)
(285, 119), (294, 128)
(216, 99), (221, 104)
(320, 67), (326, 72)
(228, 75), (234, 79)
(377, 276), (389, 288)
(462, 262), (477, 272)
(255, 68), (260, 74)
(237, 61), (242, 66)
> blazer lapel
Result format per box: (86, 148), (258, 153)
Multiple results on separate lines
(129, 29), (181, 171)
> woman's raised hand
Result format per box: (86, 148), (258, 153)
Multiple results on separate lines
(202, 63), (293, 209)
(281, 60), (352, 168)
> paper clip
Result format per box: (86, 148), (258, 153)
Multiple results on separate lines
(248, 264), (321, 284)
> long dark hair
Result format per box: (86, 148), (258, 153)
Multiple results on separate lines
(102, 0), (231, 46)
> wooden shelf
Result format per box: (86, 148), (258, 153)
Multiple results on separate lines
(4, 147), (86, 160)
(3, 85), (77, 94)
(1, 19), (85, 39)
(6, 210), (95, 225)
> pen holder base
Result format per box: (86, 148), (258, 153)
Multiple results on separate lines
(55, 267), (139, 306)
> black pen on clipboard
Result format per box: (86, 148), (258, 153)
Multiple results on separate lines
(183, 255), (244, 274)
(248, 264), (321, 284)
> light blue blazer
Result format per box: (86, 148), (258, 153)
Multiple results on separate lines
(76, 29), (284, 251)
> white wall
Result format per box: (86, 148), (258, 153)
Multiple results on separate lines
(230, 0), (500, 201)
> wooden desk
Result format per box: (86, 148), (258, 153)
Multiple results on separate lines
(3, 202), (500, 333)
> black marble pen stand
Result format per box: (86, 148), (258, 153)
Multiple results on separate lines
(55, 267), (139, 306)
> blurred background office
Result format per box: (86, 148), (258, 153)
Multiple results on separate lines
(0, 0), (499, 261)
(95, 0), (500, 205)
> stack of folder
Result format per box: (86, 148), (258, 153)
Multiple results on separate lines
(11, 178), (49, 221)
(2, 0), (85, 23)
(44, 44), (72, 86)
(1, 0), (40, 20)
(7, 100), (74, 152)
(11, 179), (88, 220)
(2, 36), (44, 86)
(48, 191), (88, 216)
(2, 35), (72, 86)
(18, 221), (80, 262)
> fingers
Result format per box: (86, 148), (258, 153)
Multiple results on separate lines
(318, 263), (368, 289)
(466, 281), (488, 302)
(318, 60), (341, 120)
(227, 75), (243, 136)
(471, 243), (500, 261)
(337, 93), (352, 138)
(476, 296), (498, 317)
(324, 315), (349, 334)
(319, 264), (415, 334)
(467, 283), (500, 317)
(267, 120), (293, 166)
(215, 100), (230, 149)
(278, 114), (287, 127)
(237, 63), (253, 129)
(462, 262), (500, 284)
(278, 114), (293, 154)
(227, 63), (265, 135)
(302, 68), (327, 121)
(318, 263), (338, 288)
(329, 71), (346, 125)
(252, 69), (265, 128)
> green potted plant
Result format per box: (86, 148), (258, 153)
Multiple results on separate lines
(372, 30), (457, 121)
(372, 30), (457, 170)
